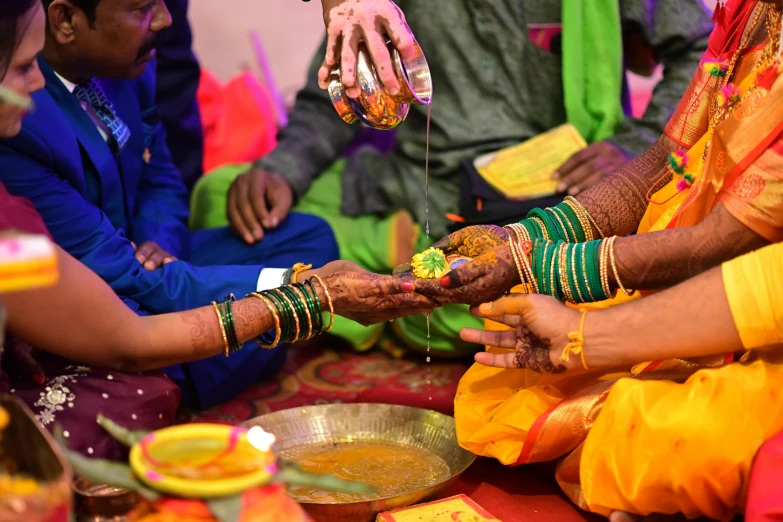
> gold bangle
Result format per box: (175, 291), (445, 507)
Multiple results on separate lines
(548, 207), (578, 243)
(559, 243), (574, 303)
(563, 197), (594, 242)
(247, 293), (282, 349)
(311, 274), (335, 331)
(290, 285), (314, 340)
(559, 310), (589, 369)
(609, 236), (634, 296)
(270, 288), (301, 341)
(599, 240), (612, 299)
(530, 217), (549, 240)
(563, 198), (594, 242)
(211, 301), (230, 357)
(507, 237), (528, 292)
(519, 241), (539, 294)
(565, 196), (604, 239)
(580, 244), (596, 302)
(291, 263), (313, 284)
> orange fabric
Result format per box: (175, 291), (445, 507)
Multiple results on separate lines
(455, 3), (783, 518)
(197, 70), (278, 174)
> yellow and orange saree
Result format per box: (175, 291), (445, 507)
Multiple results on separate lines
(455, 1), (783, 519)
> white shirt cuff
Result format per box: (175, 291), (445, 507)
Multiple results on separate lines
(256, 268), (286, 291)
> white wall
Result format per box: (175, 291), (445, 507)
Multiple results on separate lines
(189, 0), (325, 105)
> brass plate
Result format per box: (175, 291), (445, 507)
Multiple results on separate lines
(241, 403), (476, 522)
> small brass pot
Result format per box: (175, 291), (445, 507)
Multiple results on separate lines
(329, 40), (432, 130)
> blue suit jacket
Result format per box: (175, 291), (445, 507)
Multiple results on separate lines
(0, 58), (259, 313)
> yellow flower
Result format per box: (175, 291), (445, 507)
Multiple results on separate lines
(411, 248), (450, 279)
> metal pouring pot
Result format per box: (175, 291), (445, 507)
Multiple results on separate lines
(328, 40), (432, 130)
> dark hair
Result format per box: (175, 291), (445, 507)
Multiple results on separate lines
(41, 0), (100, 26)
(0, 0), (38, 78)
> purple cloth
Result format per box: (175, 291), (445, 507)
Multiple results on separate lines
(2, 348), (180, 460)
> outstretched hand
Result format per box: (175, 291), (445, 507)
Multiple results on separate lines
(414, 244), (520, 306)
(323, 271), (437, 325)
(318, 0), (417, 98)
(460, 294), (583, 372)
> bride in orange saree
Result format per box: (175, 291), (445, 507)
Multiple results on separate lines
(446, 0), (783, 519)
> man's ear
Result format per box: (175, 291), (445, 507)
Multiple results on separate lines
(46, 0), (86, 45)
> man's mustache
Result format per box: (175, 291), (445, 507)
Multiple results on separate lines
(137, 36), (158, 59)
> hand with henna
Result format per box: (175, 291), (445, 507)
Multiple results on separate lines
(459, 294), (582, 372)
(414, 244), (520, 306)
(323, 271), (437, 325)
(393, 225), (510, 276)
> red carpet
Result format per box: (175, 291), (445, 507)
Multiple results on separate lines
(181, 341), (598, 521)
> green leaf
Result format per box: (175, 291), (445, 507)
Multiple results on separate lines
(275, 464), (375, 496)
(206, 495), (243, 522)
(96, 414), (151, 447)
(0, 85), (33, 109)
(54, 426), (160, 501)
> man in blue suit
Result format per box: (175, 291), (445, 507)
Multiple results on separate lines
(0, 0), (340, 408)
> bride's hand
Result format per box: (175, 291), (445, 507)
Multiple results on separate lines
(321, 271), (437, 326)
(460, 294), (585, 372)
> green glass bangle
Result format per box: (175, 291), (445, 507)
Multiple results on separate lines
(528, 209), (562, 242)
(302, 280), (324, 336)
(221, 298), (241, 353)
(264, 290), (294, 343)
(534, 240), (547, 297)
(556, 202), (586, 243)
(574, 243), (594, 302)
(585, 241), (605, 301)
(295, 282), (322, 337)
(278, 286), (308, 341)
(520, 219), (543, 242)
(566, 243), (586, 303)
(546, 208), (573, 243)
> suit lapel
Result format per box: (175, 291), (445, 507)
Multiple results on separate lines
(39, 59), (127, 229)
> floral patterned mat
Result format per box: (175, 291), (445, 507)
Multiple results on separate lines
(179, 339), (470, 425)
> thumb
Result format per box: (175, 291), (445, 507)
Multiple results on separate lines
(478, 294), (533, 318)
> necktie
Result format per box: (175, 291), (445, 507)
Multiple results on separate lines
(73, 78), (131, 154)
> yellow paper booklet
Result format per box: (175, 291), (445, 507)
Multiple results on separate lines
(376, 494), (501, 522)
(0, 235), (58, 293)
(475, 123), (586, 200)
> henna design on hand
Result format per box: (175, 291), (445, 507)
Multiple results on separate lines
(432, 225), (510, 257)
(613, 204), (768, 289)
(577, 138), (675, 237)
(513, 328), (566, 374)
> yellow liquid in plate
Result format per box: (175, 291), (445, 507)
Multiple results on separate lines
(285, 441), (451, 503)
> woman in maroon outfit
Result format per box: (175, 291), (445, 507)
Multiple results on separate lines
(0, 0), (431, 461)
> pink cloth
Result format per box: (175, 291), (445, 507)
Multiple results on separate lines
(198, 70), (278, 173)
(746, 430), (783, 522)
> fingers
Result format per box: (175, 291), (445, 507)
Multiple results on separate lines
(392, 262), (413, 276)
(554, 148), (599, 194)
(460, 328), (517, 348)
(134, 241), (156, 265)
(227, 176), (259, 244)
(244, 171), (270, 236)
(364, 27), (399, 94)
(144, 247), (168, 271)
(384, 10), (417, 62)
(431, 229), (460, 253)
(473, 351), (519, 369)
(318, 28), (342, 89)
(265, 178), (293, 229)
(476, 294), (534, 318)
(341, 28), (362, 98)
(568, 172), (606, 195)
(469, 307), (523, 328)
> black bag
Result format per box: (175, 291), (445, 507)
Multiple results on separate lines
(454, 159), (565, 232)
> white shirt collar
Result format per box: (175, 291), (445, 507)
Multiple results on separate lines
(54, 72), (78, 94)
